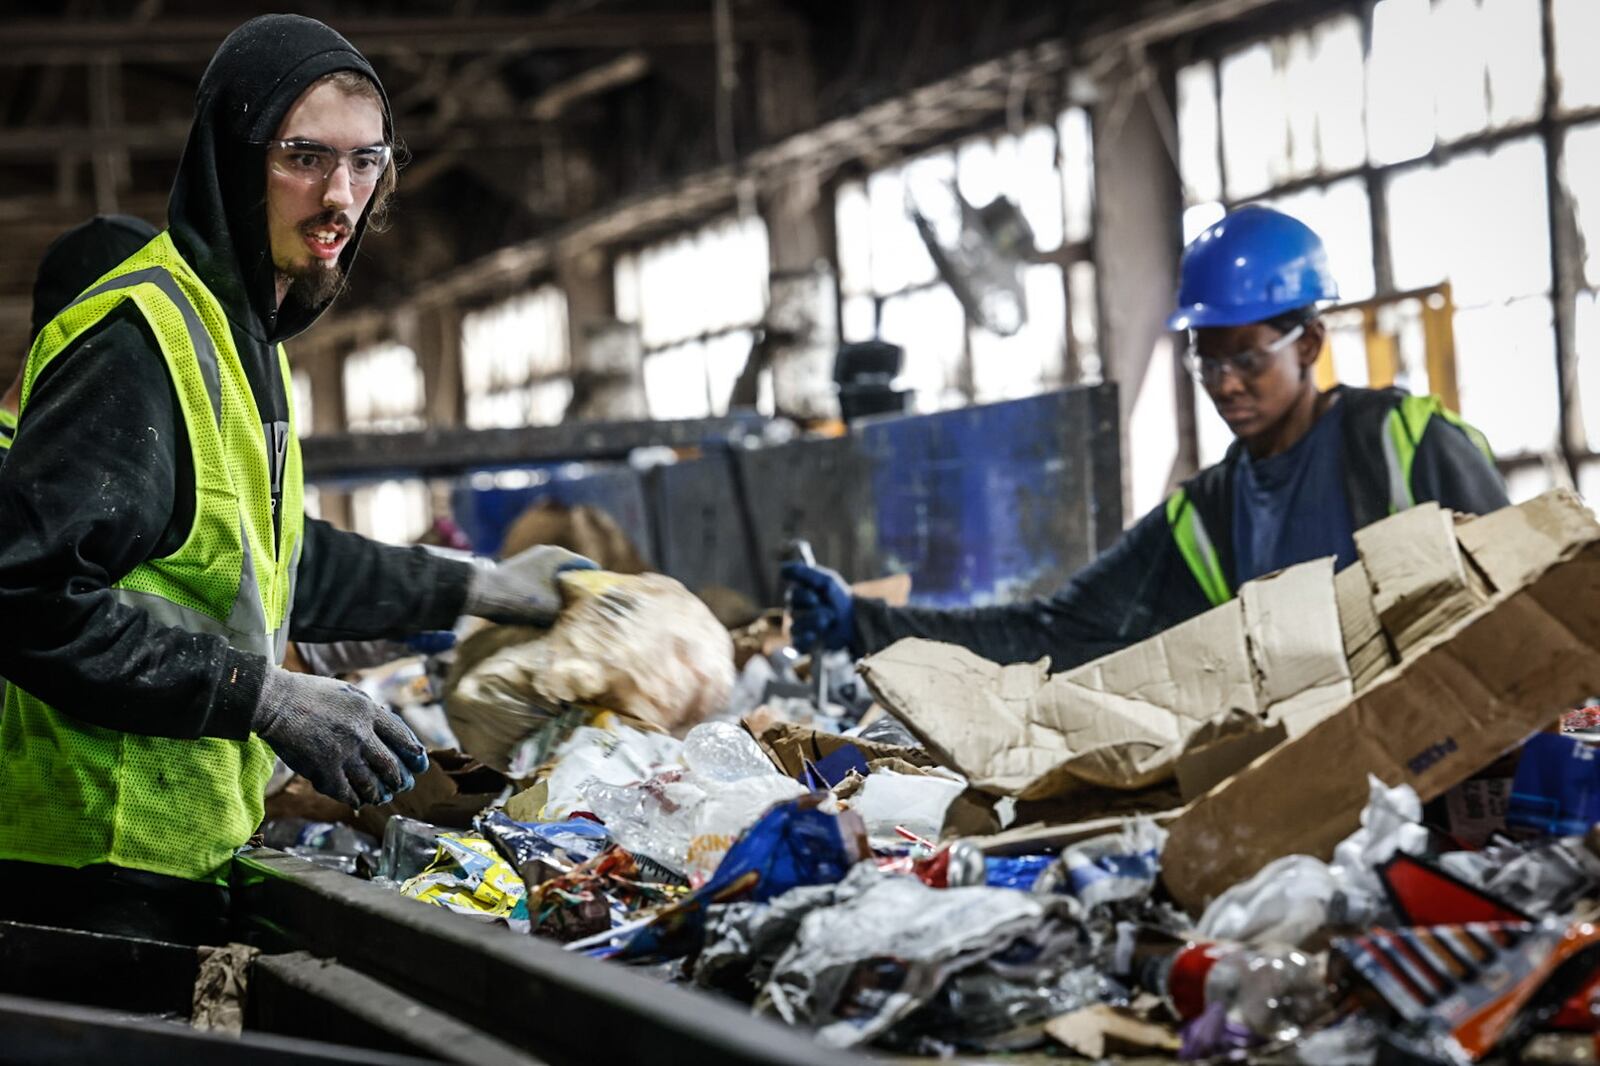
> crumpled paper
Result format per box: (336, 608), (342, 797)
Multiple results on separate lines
(191, 943), (261, 1034)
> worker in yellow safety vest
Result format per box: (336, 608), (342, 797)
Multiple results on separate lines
(0, 15), (593, 944)
(785, 205), (1509, 670)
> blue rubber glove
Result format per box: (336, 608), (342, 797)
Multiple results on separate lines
(782, 561), (856, 653)
(403, 630), (458, 655)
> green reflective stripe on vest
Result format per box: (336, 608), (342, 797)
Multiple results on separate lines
(0, 408), (14, 453)
(1381, 394), (1494, 515)
(0, 231), (303, 883)
(1166, 488), (1232, 607)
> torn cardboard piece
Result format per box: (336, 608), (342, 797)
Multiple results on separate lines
(1356, 502), (1489, 658)
(1045, 1003), (1180, 1058)
(1162, 491), (1600, 914)
(1175, 709), (1287, 803)
(749, 719), (935, 780)
(859, 557), (1349, 800)
(354, 749), (508, 838)
(1337, 560), (1392, 693)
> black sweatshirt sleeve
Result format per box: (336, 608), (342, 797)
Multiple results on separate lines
(1410, 416), (1510, 517)
(289, 518), (473, 644)
(851, 503), (1216, 672)
(0, 309), (262, 741)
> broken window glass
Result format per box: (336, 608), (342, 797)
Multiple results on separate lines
(345, 342), (426, 432)
(1220, 42), (1282, 198)
(1015, 124), (1066, 250)
(643, 339), (713, 420)
(630, 214), (768, 350)
(880, 284), (967, 412)
(1481, 0), (1543, 127)
(1575, 291), (1600, 451)
(1069, 261), (1100, 383)
(1564, 122), (1600, 289)
(1432, 0), (1493, 142)
(833, 179), (873, 298)
(462, 287), (572, 429)
(1386, 136), (1550, 305)
(1307, 16), (1367, 171)
(1368, 0), (1436, 165)
(1218, 15), (1367, 198)
(840, 295), (877, 345)
(1554, 0), (1600, 111)
(970, 263), (1066, 403)
(351, 480), (431, 545)
(1059, 107), (1095, 245)
(1177, 62), (1222, 204)
(867, 165), (936, 296)
(1454, 295), (1559, 455)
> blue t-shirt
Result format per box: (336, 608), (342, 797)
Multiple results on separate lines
(1231, 401), (1357, 584)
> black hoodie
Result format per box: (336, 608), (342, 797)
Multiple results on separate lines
(0, 16), (472, 741)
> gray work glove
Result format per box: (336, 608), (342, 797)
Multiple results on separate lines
(251, 667), (429, 809)
(462, 544), (598, 625)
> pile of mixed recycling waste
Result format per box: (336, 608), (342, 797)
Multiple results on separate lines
(261, 493), (1600, 1063)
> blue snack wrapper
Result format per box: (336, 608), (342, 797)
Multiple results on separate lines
(597, 794), (867, 962)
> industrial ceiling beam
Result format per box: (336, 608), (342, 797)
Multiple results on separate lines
(0, 11), (807, 64)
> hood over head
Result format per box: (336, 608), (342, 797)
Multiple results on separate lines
(32, 215), (162, 342)
(169, 14), (393, 344)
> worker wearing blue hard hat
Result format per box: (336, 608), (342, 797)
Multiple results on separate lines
(786, 204), (1508, 671)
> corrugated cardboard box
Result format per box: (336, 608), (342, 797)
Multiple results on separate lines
(1162, 491), (1600, 913)
(858, 556), (1350, 801)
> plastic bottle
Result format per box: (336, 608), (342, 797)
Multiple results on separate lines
(1141, 941), (1328, 1044)
(377, 816), (446, 884)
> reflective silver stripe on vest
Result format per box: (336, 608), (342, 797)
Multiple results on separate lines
(68, 266), (224, 428)
(109, 587), (276, 660)
(1189, 507), (1221, 575)
(112, 517), (290, 662)
(1380, 416), (1412, 513)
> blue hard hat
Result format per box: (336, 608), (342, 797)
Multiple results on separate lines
(1167, 205), (1339, 331)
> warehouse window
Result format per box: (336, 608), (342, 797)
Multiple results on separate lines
(291, 368), (314, 438)
(613, 214), (769, 419)
(350, 479), (430, 545)
(1179, 1), (1589, 500)
(461, 285), (572, 429)
(344, 342), (425, 433)
(834, 108), (1097, 413)
(344, 341), (429, 543)
(1567, 121), (1600, 497)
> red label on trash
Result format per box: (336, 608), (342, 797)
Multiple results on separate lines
(1167, 942), (1226, 1021)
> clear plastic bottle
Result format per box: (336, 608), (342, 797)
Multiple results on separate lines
(377, 816), (446, 884)
(1142, 941), (1328, 1044)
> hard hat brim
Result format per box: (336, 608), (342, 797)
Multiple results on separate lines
(1166, 296), (1331, 332)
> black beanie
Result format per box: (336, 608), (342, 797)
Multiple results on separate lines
(30, 215), (161, 342)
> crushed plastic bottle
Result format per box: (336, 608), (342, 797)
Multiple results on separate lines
(682, 721), (781, 782)
(377, 816), (447, 884)
(1142, 941), (1329, 1048)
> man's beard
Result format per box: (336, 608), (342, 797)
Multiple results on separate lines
(278, 260), (348, 309)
